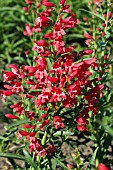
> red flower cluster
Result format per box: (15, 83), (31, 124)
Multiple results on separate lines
(1, 0), (105, 156)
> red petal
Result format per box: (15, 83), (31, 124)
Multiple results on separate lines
(5, 114), (19, 119)
(19, 130), (30, 136)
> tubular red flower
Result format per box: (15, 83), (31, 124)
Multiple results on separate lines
(83, 58), (96, 65)
(67, 164), (73, 169)
(2, 90), (14, 98)
(93, 0), (103, 6)
(23, 124), (35, 129)
(76, 117), (88, 125)
(77, 125), (88, 132)
(18, 130), (30, 136)
(47, 144), (56, 155)
(84, 33), (93, 40)
(41, 0), (56, 7)
(60, 0), (66, 6)
(3, 71), (16, 82)
(39, 119), (49, 130)
(26, 111), (35, 120)
(24, 0), (34, 4)
(34, 16), (51, 28)
(38, 114), (47, 122)
(8, 64), (21, 78)
(5, 114), (19, 119)
(83, 49), (93, 55)
(23, 24), (33, 36)
(47, 76), (59, 83)
(43, 31), (53, 39)
(34, 40), (49, 46)
(53, 116), (64, 129)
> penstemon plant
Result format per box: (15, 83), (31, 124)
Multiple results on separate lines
(0, 0), (113, 169)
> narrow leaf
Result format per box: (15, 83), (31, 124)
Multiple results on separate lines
(53, 157), (68, 170)
(23, 149), (37, 168)
(53, 131), (74, 136)
(0, 152), (25, 160)
(6, 119), (33, 130)
(46, 58), (52, 70)
(90, 147), (99, 165)
(51, 158), (57, 170)
(80, 9), (105, 21)
(0, 135), (9, 141)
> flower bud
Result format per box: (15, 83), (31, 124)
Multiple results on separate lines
(83, 49), (93, 55)
(5, 114), (19, 119)
(98, 163), (109, 170)
(60, 0), (66, 6)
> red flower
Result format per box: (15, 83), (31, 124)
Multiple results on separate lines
(53, 116), (64, 129)
(47, 76), (59, 83)
(3, 71), (16, 82)
(60, 0), (66, 6)
(38, 114), (47, 122)
(76, 117), (88, 125)
(22, 65), (37, 75)
(47, 145), (56, 155)
(26, 111), (35, 120)
(18, 130), (30, 136)
(24, 0), (34, 5)
(83, 49), (93, 55)
(49, 87), (66, 102)
(83, 58), (96, 65)
(10, 102), (24, 116)
(43, 31), (53, 39)
(34, 40), (49, 46)
(12, 81), (24, 93)
(5, 114), (19, 119)
(32, 40), (50, 55)
(22, 7), (28, 12)
(2, 90), (14, 100)
(67, 164), (73, 169)
(39, 119), (49, 131)
(23, 124), (35, 129)
(93, 0), (103, 6)
(84, 33), (93, 40)
(23, 24), (33, 36)
(32, 143), (47, 157)
(41, 0), (55, 7)
(34, 16), (51, 28)
(98, 163), (109, 170)
(76, 125), (88, 132)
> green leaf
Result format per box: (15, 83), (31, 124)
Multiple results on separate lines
(53, 157), (68, 170)
(80, 9), (105, 21)
(0, 135), (9, 141)
(65, 34), (84, 39)
(13, 40), (24, 49)
(104, 126), (113, 136)
(90, 147), (99, 165)
(0, 152), (25, 160)
(0, 6), (21, 12)
(23, 149), (37, 168)
(29, 89), (42, 93)
(46, 58), (52, 70)
(5, 119), (33, 130)
(107, 91), (113, 102)
(41, 131), (47, 145)
(53, 131), (74, 136)
(51, 158), (57, 170)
